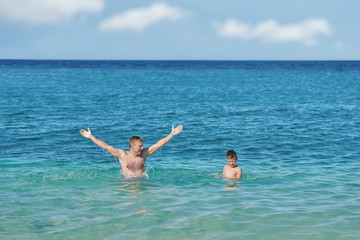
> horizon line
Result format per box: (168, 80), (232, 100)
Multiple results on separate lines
(1, 58), (359, 62)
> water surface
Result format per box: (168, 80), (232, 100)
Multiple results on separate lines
(0, 60), (359, 239)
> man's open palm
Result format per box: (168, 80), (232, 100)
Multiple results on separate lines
(172, 125), (183, 136)
(80, 128), (92, 139)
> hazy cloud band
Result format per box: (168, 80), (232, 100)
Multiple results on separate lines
(214, 18), (332, 46)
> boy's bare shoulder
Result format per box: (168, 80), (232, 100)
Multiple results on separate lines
(223, 165), (230, 171)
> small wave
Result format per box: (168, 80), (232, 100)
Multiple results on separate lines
(243, 173), (272, 181)
(18, 137), (42, 141)
(8, 111), (26, 116)
(29, 169), (111, 185)
(122, 172), (149, 180)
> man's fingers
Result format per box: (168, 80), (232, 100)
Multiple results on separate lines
(175, 125), (183, 133)
(80, 129), (89, 137)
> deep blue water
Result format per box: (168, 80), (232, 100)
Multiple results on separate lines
(0, 60), (359, 239)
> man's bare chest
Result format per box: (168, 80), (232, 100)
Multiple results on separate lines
(123, 156), (145, 171)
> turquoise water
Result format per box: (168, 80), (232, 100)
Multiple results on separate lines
(0, 60), (359, 239)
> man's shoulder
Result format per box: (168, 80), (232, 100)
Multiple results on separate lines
(117, 149), (127, 158)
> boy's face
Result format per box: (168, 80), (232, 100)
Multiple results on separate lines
(226, 157), (237, 168)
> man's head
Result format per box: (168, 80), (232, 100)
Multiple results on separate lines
(226, 150), (238, 168)
(129, 136), (143, 155)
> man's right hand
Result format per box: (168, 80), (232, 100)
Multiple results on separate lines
(80, 128), (92, 139)
(172, 125), (183, 136)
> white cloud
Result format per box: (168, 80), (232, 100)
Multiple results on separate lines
(0, 0), (104, 24)
(99, 2), (187, 33)
(213, 18), (332, 46)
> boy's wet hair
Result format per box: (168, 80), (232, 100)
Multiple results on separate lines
(129, 136), (143, 147)
(226, 150), (237, 159)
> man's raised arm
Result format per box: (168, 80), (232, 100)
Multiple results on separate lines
(146, 125), (183, 157)
(80, 128), (122, 158)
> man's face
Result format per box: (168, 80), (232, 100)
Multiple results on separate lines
(131, 140), (143, 155)
(227, 157), (237, 168)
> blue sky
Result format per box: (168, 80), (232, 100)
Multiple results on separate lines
(0, 0), (358, 60)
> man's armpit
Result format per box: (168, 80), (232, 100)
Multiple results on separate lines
(142, 148), (150, 157)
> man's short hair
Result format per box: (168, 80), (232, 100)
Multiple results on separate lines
(129, 136), (143, 148)
(226, 150), (237, 159)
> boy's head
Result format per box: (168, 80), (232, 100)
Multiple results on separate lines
(226, 150), (238, 168)
(129, 136), (143, 155)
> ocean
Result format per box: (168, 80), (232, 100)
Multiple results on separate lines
(0, 60), (359, 239)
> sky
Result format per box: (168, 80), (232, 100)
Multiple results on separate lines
(0, 0), (359, 60)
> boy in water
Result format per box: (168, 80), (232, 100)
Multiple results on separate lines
(222, 150), (242, 180)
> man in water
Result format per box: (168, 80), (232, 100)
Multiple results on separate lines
(222, 150), (242, 180)
(79, 125), (183, 178)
